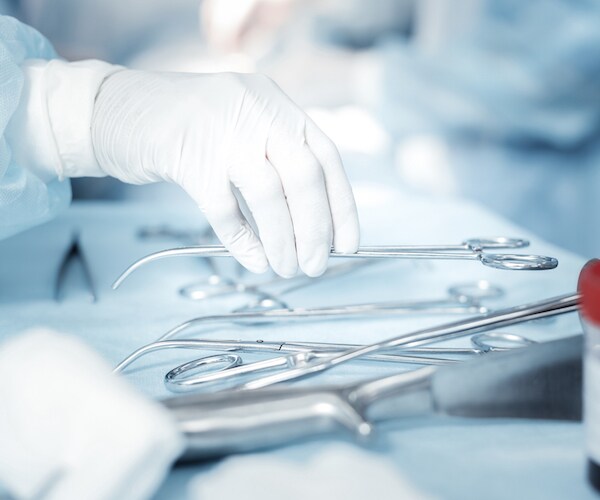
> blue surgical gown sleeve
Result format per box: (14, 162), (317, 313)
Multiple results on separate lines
(0, 15), (71, 241)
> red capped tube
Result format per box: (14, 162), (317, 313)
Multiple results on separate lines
(580, 258), (600, 493)
(579, 259), (600, 325)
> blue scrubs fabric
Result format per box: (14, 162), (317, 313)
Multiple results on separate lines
(0, 15), (70, 241)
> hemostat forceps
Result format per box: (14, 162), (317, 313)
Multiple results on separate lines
(150, 281), (505, 345)
(112, 237), (559, 289)
(148, 293), (578, 392)
(113, 332), (536, 393)
(232, 280), (503, 315)
(234, 292), (579, 391)
(138, 225), (376, 307)
(180, 260), (375, 306)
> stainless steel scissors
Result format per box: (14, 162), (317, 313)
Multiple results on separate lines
(163, 332), (536, 392)
(113, 280), (512, 391)
(232, 280), (503, 314)
(112, 237), (559, 289)
(127, 293), (577, 392)
(137, 225), (375, 306)
(148, 281), (505, 344)
(229, 292), (579, 391)
(179, 259), (375, 306)
(113, 332), (536, 392)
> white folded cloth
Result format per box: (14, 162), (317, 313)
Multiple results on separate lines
(0, 329), (184, 500)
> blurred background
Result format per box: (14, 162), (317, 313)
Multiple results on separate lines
(3, 0), (599, 257)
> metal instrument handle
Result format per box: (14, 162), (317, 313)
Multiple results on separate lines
(163, 369), (432, 461)
(479, 253), (559, 271)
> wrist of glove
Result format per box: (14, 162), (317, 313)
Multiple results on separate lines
(6, 58), (123, 182)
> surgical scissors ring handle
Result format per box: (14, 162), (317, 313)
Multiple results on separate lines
(164, 354), (242, 390)
(470, 332), (537, 352)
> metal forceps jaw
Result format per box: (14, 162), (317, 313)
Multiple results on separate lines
(111, 236), (559, 289)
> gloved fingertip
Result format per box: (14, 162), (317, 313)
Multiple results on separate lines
(333, 224), (360, 254)
(333, 239), (360, 255)
(300, 245), (330, 278)
(275, 266), (298, 279)
(240, 254), (270, 274)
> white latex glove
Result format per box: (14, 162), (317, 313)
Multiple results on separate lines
(0, 329), (184, 500)
(91, 70), (360, 277)
(8, 60), (359, 277)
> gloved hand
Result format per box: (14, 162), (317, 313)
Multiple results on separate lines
(91, 70), (360, 277)
(0, 329), (184, 500)
(8, 60), (359, 278)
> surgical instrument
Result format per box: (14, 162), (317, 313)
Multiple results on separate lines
(114, 333), (530, 373)
(233, 280), (503, 314)
(148, 281), (506, 344)
(114, 339), (462, 374)
(55, 231), (97, 302)
(113, 332), (536, 392)
(179, 259), (375, 305)
(138, 225), (376, 306)
(164, 333), (535, 392)
(171, 292), (579, 391)
(164, 335), (582, 460)
(112, 237), (559, 289)
(138, 224), (240, 290)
